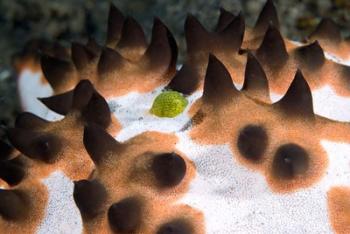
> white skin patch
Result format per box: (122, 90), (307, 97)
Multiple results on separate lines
(175, 133), (350, 233)
(111, 86), (201, 142)
(17, 69), (53, 118)
(37, 171), (82, 234)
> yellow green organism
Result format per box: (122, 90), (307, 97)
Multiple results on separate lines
(150, 91), (188, 118)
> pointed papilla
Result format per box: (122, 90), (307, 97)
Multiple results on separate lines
(256, 24), (288, 66)
(39, 90), (73, 115)
(165, 20), (178, 74)
(0, 189), (29, 220)
(219, 12), (245, 52)
(39, 42), (70, 61)
(242, 52), (270, 102)
(72, 80), (95, 111)
(71, 42), (97, 70)
(309, 18), (341, 42)
(116, 17), (147, 52)
(15, 112), (50, 129)
(83, 124), (121, 165)
(295, 41), (325, 70)
(106, 4), (125, 46)
(40, 54), (76, 92)
(167, 64), (200, 95)
(185, 14), (209, 54)
(0, 157), (26, 186)
(216, 8), (235, 32)
(81, 92), (111, 129)
(0, 140), (13, 161)
(274, 70), (314, 118)
(73, 179), (107, 220)
(7, 128), (62, 164)
(86, 37), (101, 55)
(144, 18), (175, 70)
(202, 54), (236, 104)
(254, 0), (280, 34)
(98, 47), (126, 76)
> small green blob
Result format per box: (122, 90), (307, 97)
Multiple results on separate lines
(150, 91), (188, 118)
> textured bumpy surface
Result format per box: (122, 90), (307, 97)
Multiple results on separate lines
(2, 0), (350, 233)
(150, 91), (188, 117)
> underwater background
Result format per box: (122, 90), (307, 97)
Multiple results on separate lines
(0, 0), (349, 130)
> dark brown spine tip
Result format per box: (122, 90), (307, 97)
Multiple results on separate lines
(50, 42), (70, 61)
(0, 157), (26, 186)
(202, 54), (236, 104)
(309, 18), (341, 42)
(83, 124), (120, 165)
(39, 90), (74, 115)
(274, 70), (314, 118)
(237, 125), (268, 162)
(295, 41), (325, 70)
(151, 152), (186, 188)
(82, 92), (111, 129)
(38, 42), (70, 61)
(185, 14), (208, 53)
(147, 17), (168, 50)
(15, 112), (49, 129)
(141, 17), (177, 74)
(106, 4), (125, 46)
(157, 219), (193, 234)
(98, 47), (125, 76)
(254, 0), (279, 33)
(71, 42), (97, 70)
(72, 80), (95, 110)
(40, 54), (75, 91)
(117, 17), (147, 50)
(0, 189), (29, 220)
(166, 64), (199, 95)
(242, 52), (269, 100)
(165, 22), (178, 74)
(216, 8), (235, 32)
(73, 179), (107, 220)
(86, 37), (101, 55)
(272, 143), (309, 180)
(220, 12), (245, 52)
(7, 128), (62, 164)
(0, 140), (13, 161)
(108, 197), (142, 233)
(144, 17), (175, 70)
(256, 24), (288, 66)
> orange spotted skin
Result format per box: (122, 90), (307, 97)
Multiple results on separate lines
(189, 55), (350, 193)
(5, 0), (350, 233)
(328, 187), (350, 234)
(76, 127), (203, 233)
(2, 80), (121, 232)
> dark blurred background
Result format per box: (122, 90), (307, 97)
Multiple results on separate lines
(0, 0), (349, 128)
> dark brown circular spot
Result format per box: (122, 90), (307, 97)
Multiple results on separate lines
(237, 125), (268, 162)
(152, 152), (186, 188)
(73, 180), (107, 220)
(33, 135), (62, 163)
(272, 143), (309, 179)
(108, 197), (142, 233)
(157, 219), (193, 234)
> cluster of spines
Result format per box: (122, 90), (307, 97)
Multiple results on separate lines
(38, 6), (178, 97)
(190, 53), (350, 193)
